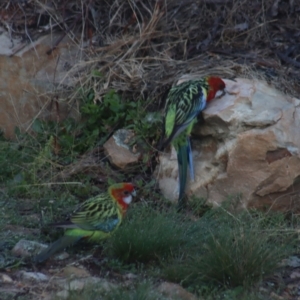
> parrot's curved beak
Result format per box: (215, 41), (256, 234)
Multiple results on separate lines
(131, 189), (137, 197)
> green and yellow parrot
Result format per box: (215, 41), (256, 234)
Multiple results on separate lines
(33, 182), (136, 263)
(161, 77), (226, 209)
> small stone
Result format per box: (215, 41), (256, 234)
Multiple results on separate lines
(290, 271), (300, 279)
(60, 277), (115, 293)
(99, 279), (116, 292)
(18, 271), (49, 282)
(282, 256), (300, 268)
(61, 266), (90, 279)
(0, 273), (13, 283)
(123, 273), (137, 280)
(157, 282), (197, 300)
(69, 279), (85, 291)
(12, 239), (47, 257)
(103, 129), (141, 169)
(56, 290), (69, 299)
(54, 252), (70, 261)
(258, 287), (269, 293)
(53, 278), (68, 289)
(270, 292), (284, 300)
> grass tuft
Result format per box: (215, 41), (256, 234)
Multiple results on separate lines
(163, 208), (296, 293)
(103, 205), (186, 264)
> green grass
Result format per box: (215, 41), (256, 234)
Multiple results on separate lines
(101, 202), (296, 298)
(189, 195), (213, 217)
(165, 224), (289, 287)
(103, 205), (187, 264)
(163, 208), (296, 295)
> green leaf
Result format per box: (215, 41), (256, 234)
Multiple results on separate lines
(91, 70), (103, 78)
(32, 119), (44, 133)
(87, 91), (95, 102)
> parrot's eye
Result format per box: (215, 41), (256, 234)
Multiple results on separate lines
(123, 191), (130, 195)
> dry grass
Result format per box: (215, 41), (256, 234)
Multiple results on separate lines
(1, 0), (299, 106)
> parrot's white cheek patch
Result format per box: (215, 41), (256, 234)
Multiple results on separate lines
(123, 195), (132, 204)
(215, 90), (225, 98)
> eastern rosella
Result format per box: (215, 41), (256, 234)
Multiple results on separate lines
(161, 77), (226, 209)
(33, 182), (136, 263)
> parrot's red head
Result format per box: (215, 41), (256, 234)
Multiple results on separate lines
(109, 182), (136, 213)
(206, 77), (226, 102)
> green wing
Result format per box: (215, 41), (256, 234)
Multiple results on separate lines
(163, 79), (208, 147)
(70, 195), (121, 233)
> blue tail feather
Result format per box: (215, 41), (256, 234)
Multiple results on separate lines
(187, 138), (194, 181)
(177, 138), (195, 209)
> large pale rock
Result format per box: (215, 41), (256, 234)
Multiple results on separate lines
(0, 29), (81, 138)
(156, 78), (300, 212)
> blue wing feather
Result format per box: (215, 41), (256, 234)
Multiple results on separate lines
(92, 217), (120, 232)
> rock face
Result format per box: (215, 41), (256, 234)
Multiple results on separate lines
(0, 28), (81, 138)
(156, 78), (300, 212)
